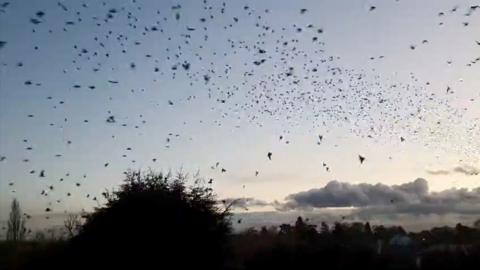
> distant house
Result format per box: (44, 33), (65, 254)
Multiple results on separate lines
(389, 234), (413, 247)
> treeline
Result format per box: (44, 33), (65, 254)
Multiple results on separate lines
(231, 217), (480, 270)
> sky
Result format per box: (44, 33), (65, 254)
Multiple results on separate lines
(0, 0), (479, 233)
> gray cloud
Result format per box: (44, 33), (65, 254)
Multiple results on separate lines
(281, 178), (428, 210)
(222, 197), (270, 210)
(453, 165), (480, 176)
(426, 165), (480, 176)
(279, 178), (480, 216)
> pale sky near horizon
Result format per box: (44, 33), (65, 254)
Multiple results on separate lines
(0, 0), (479, 230)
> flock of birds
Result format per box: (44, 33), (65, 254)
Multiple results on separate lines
(0, 0), (479, 226)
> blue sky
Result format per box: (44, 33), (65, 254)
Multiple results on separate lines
(0, 0), (479, 231)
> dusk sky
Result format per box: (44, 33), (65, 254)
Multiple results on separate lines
(1, 0), (479, 233)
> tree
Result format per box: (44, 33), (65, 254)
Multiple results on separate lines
(60, 170), (232, 270)
(6, 198), (26, 242)
(34, 230), (46, 241)
(64, 213), (82, 238)
(320, 221), (330, 234)
(294, 216), (306, 230)
(474, 219), (480, 229)
(364, 222), (373, 235)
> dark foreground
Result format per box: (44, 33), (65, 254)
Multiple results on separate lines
(2, 221), (480, 270)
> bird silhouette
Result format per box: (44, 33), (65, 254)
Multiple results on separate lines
(359, 155), (366, 164)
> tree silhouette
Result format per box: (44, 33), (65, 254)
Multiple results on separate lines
(365, 222), (373, 235)
(54, 170), (232, 270)
(320, 221), (330, 234)
(63, 213), (82, 238)
(6, 198), (26, 242)
(474, 219), (480, 229)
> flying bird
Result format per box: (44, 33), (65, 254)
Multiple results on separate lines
(358, 155), (366, 164)
(106, 116), (116, 123)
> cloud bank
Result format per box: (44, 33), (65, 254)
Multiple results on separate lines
(226, 179), (480, 230)
(278, 178), (480, 216)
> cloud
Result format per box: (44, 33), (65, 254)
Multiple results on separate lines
(280, 178), (428, 210)
(426, 165), (480, 176)
(222, 197), (270, 210)
(426, 169), (450, 175)
(278, 178), (480, 216)
(453, 165), (480, 176)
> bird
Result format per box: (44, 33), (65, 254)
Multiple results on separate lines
(106, 116), (116, 123)
(358, 155), (366, 164)
(30, 18), (42, 24)
(267, 152), (272, 160)
(317, 135), (323, 144)
(35, 11), (45, 17)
